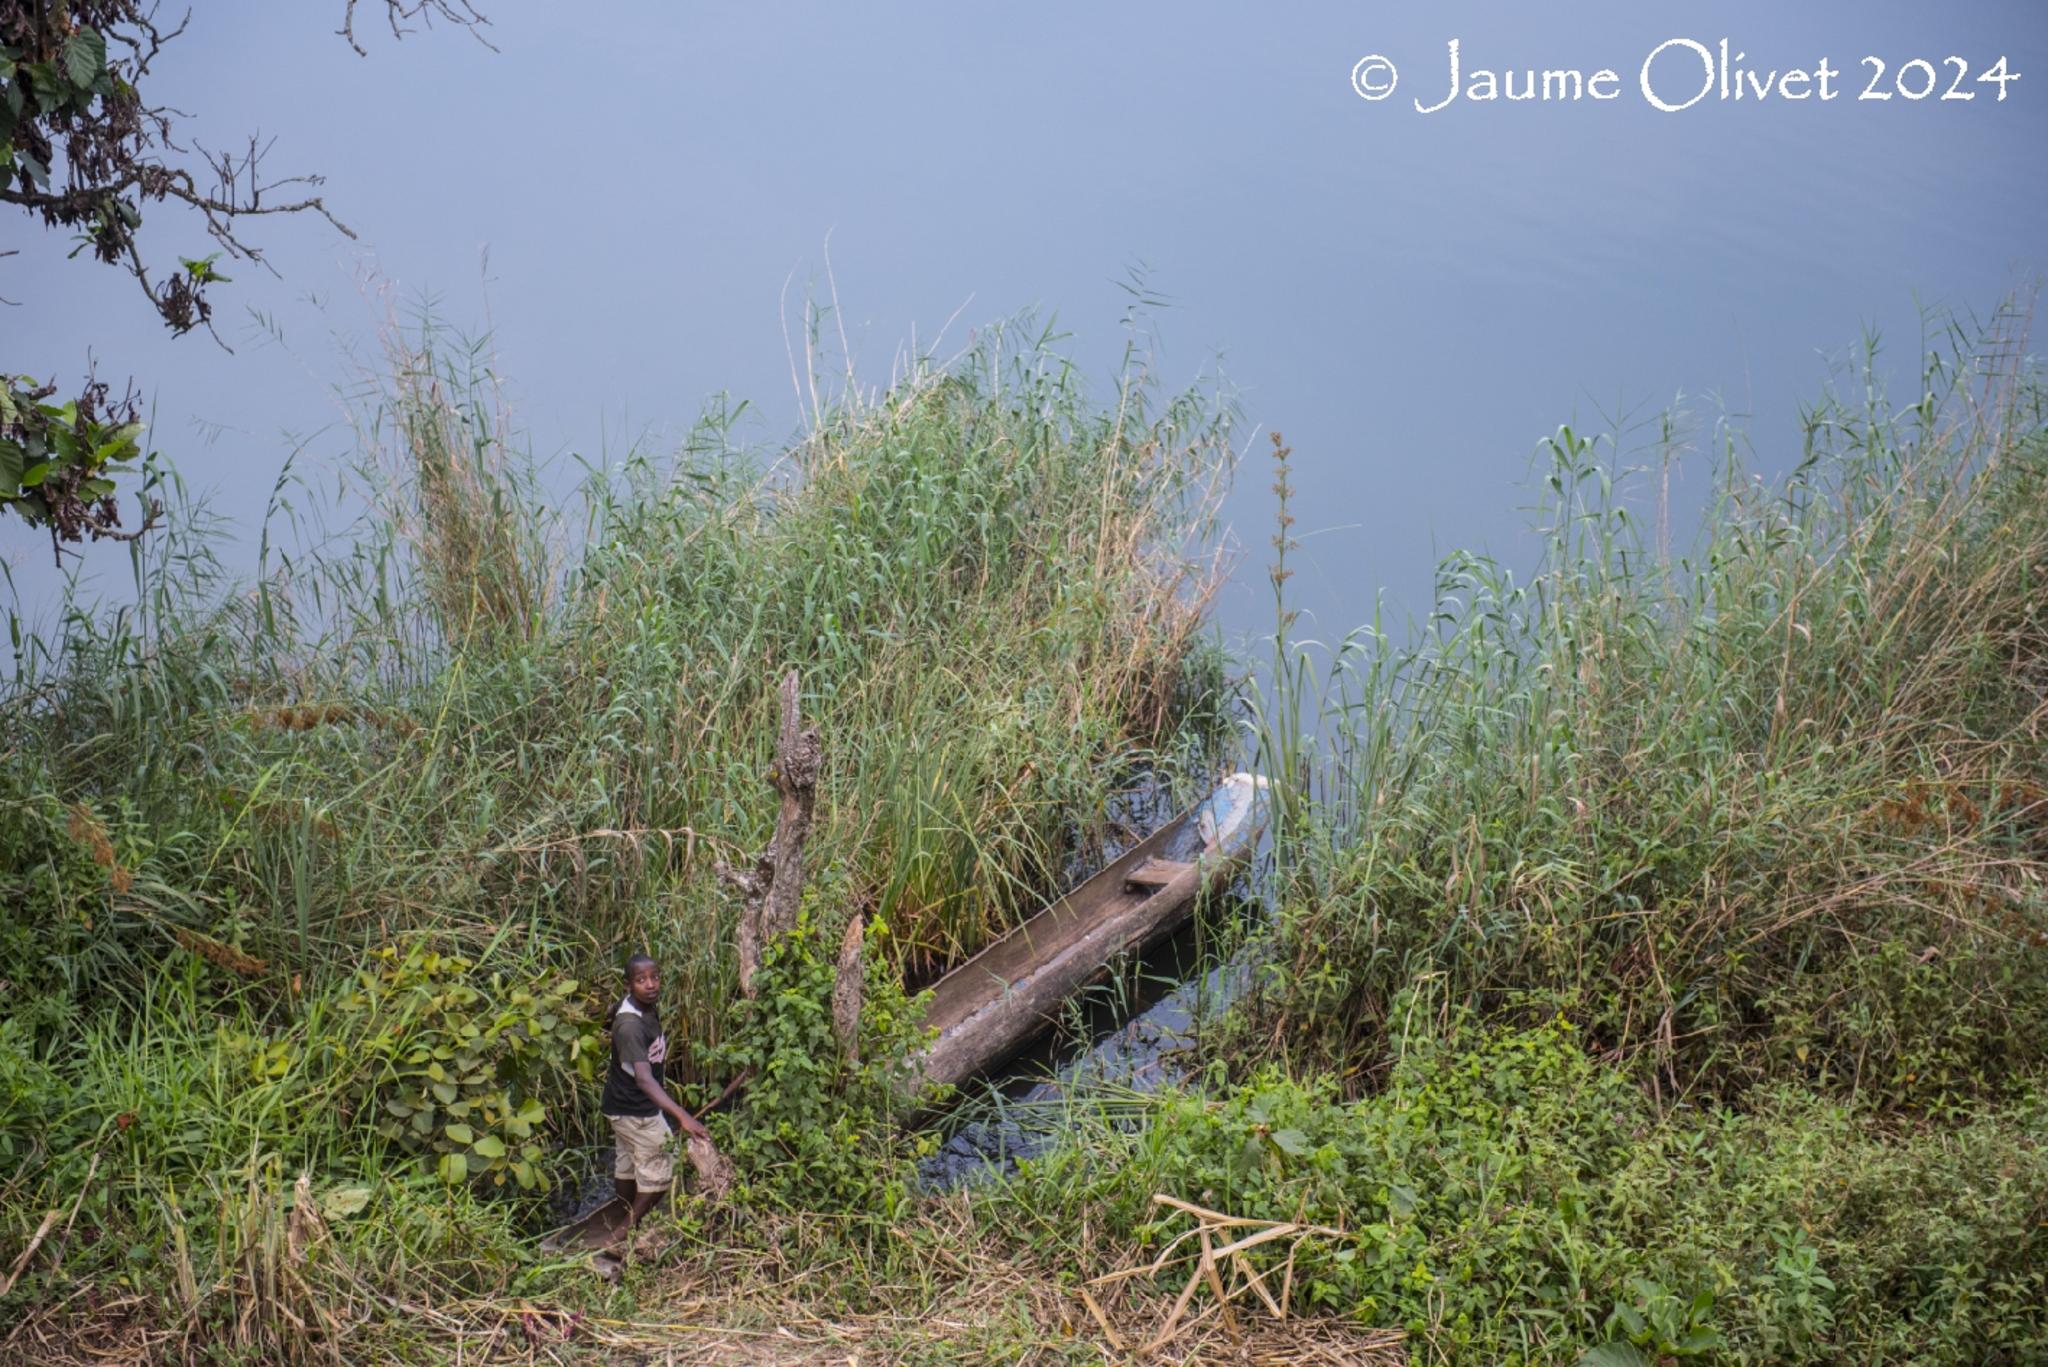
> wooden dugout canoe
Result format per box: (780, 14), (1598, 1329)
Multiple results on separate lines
(904, 771), (1269, 1101)
(538, 1197), (629, 1261)
(540, 774), (1265, 1258)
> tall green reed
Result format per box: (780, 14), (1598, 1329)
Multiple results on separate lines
(1241, 301), (2048, 1105)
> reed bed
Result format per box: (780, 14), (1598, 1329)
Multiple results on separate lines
(967, 303), (2047, 1366)
(1247, 303), (2048, 1107)
(0, 317), (1239, 1359)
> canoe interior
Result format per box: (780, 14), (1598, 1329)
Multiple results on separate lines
(919, 774), (1264, 1041)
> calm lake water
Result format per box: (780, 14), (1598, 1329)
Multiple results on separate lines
(8, 1), (2046, 655)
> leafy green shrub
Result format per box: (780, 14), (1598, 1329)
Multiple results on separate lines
(0, 1014), (65, 1166)
(707, 904), (935, 1214)
(1004, 1010), (2048, 1364)
(324, 941), (598, 1191)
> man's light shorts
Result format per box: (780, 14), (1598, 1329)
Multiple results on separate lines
(608, 1113), (673, 1191)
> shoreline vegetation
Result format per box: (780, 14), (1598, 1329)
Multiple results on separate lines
(3, 303), (2045, 1363)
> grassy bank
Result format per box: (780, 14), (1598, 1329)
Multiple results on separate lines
(998, 314), (2048, 1363)
(0, 321), (1237, 1360)
(3, 306), (2045, 1365)
(1251, 323), (2048, 1110)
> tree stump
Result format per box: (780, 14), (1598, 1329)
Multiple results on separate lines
(716, 669), (820, 997)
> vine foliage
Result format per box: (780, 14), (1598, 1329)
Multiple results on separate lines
(1, 0), (488, 550)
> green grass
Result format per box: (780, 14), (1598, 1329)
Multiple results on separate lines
(4, 298), (2046, 1365)
(0, 315), (1238, 1360)
(1245, 308), (2048, 1112)
(991, 1011), (2046, 1364)
(973, 303), (2048, 1366)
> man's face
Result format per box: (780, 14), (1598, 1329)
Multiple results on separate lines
(628, 963), (661, 1008)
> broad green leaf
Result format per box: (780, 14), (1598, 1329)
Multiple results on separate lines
(20, 460), (50, 488)
(437, 1151), (468, 1183)
(1270, 1128), (1311, 1157)
(62, 28), (107, 89)
(443, 1122), (474, 1144)
(431, 1081), (457, 1104)
(27, 63), (65, 115)
(320, 1186), (372, 1219)
(472, 1134), (507, 1159)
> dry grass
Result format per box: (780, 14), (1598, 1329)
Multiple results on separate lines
(3, 1199), (1408, 1366)
(1080, 1197), (1406, 1366)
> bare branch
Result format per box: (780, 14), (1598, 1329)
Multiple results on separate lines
(0, 0), (489, 544)
(339, 0), (494, 57)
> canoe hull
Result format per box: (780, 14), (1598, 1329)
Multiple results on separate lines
(905, 773), (1266, 1100)
(538, 1196), (629, 1256)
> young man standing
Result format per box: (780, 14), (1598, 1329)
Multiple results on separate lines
(602, 953), (708, 1234)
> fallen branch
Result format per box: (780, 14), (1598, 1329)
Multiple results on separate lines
(1081, 1194), (1403, 1362)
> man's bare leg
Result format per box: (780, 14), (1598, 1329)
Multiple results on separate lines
(627, 1183), (666, 1226)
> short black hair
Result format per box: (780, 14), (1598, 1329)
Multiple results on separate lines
(623, 952), (657, 979)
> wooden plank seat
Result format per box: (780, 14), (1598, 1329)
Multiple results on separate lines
(1124, 858), (1195, 891)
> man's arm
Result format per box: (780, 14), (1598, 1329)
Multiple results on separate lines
(631, 1060), (708, 1140)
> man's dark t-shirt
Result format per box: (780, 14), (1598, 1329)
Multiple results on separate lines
(601, 999), (668, 1118)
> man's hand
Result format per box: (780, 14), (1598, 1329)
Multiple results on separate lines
(632, 1058), (706, 1141)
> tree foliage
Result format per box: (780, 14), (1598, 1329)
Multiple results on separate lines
(1, 0), (488, 551)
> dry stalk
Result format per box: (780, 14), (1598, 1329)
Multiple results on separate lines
(831, 912), (865, 1064)
(1083, 1194), (1406, 1363)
